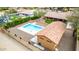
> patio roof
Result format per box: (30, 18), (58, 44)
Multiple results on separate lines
(44, 11), (72, 20)
(37, 21), (66, 44)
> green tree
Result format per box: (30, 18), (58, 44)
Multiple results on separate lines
(0, 7), (9, 11)
(67, 8), (79, 40)
(5, 9), (17, 14)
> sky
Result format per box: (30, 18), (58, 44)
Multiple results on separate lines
(0, 0), (79, 7)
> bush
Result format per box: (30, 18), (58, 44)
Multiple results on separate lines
(31, 11), (45, 20)
(0, 7), (9, 11)
(3, 24), (9, 29)
(45, 18), (54, 24)
(3, 17), (30, 29)
(31, 16), (40, 20)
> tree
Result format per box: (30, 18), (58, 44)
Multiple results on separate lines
(67, 8), (79, 40)
(4, 9), (17, 14)
(0, 7), (9, 11)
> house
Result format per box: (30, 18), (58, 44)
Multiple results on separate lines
(44, 11), (72, 22)
(37, 21), (66, 50)
(17, 9), (35, 16)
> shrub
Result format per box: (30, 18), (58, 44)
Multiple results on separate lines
(3, 24), (9, 29)
(0, 7), (9, 11)
(3, 17), (31, 29)
(31, 16), (40, 20)
(31, 11), (45, 20)
(45, 18), (54, 24)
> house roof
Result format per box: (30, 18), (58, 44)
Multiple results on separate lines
(37, 21), (66, 44)
(44, 11), (72, 20)
(17, 9), (35, 14)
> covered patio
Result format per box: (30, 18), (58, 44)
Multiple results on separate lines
(44, 11), (72, 22)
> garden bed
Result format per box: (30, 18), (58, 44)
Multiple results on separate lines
(44, 18), (55, 24)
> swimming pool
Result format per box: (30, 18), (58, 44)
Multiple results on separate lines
(18, 23), (44, 35)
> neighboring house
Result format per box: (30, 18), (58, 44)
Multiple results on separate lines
(44, 11), (72, 22)
(17, 9), (35, 17)
(37, 21), (66, 50)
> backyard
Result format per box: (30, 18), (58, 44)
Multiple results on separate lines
(0, 7), (77, 51)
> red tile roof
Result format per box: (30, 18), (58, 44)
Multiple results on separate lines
(37, 21), (66, 44)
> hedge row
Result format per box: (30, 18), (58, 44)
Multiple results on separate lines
(3, 15), (41, 29)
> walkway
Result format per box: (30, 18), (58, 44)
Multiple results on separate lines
(0, 31), (30, 51)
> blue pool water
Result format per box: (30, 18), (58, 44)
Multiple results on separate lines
(23, 23), (43, 31)
(18, 23), (44, 35)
